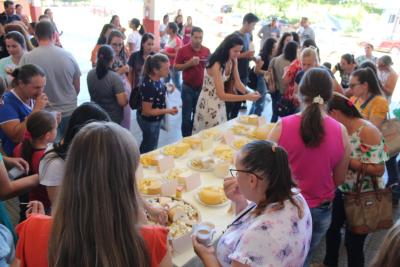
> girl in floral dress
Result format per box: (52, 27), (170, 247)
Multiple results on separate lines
(192, 34), (260, 134)
(324, 93), (388, 267)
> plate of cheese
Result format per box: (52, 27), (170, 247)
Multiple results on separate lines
(161, 142), (191, 158)
(195, 186), (229, 207)
(138, 178), (162, 196)
(140, 153), (161, 168)
(188, 156), (215, 172)
(238, 114), (261, 125)
(231, 137), (251, 150)
(147, 197), (200, 239)
(213, 144), (235, 163)
(230, 123), (252, 136)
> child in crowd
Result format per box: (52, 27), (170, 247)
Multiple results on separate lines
(13, 110), (57, 220)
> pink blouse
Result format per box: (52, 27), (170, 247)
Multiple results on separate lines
(278, 115), (345, 208)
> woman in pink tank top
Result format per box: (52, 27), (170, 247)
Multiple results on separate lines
(269, 68), (351, 266)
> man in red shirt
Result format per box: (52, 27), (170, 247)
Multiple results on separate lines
(175, 27), (210, 137)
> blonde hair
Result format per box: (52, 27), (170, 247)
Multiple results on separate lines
(370, 222), (400, 267)
(49, 122), (150, 267)
(301, 47), (319, 66)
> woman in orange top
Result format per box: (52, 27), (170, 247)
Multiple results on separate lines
(16, 122), (172, 267)
(349, 67), (399, 193)
(90, 24), (115, 67)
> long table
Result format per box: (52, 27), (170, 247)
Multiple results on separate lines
(141, 117), (267, 267)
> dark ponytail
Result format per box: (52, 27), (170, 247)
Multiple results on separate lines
(327, 92), (363, 118)
(96, 45), (114, 79)
(22, 111), (56, 167)
(130, 18), (145, 35)
(142, 53), (169, 77)
(299, 68), (333, 147)
(241, 140), (303, 218)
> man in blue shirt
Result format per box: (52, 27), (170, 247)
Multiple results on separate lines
(0, 1), (21, 25)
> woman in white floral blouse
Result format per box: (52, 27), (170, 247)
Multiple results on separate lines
(192, 34), (260, 134)
(193, 140), (312, 267)
(324, 92), (389, 267)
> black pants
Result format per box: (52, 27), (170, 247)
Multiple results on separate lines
(386, 154), (399, 186)
(324, 190), (367, 267)
(226, 101), (241, 120)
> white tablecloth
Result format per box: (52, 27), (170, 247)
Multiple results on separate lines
(141, 117), (265, 266)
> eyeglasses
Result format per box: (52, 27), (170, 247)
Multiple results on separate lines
(229, 168), (263, 180)
(111, 43), (123, 48)
(349, 83), (361, 89)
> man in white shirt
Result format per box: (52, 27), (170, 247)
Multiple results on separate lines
(159, 14), (169, 49)
(297, 17), (315, 45)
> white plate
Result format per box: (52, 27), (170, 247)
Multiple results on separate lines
(194, 188), (230, 208)
(187, 159), (215, 172)
(138, 179), (162, 197)
(230, 138), (251, 151)
(161, 146), (190, 159)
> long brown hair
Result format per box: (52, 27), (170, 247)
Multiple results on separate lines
(48, 122), (150, 267)
(299, 67), (333, 147)
(370, 223), (400, 267)
(241, 140), (304, 218)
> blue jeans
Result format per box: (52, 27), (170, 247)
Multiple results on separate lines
(270, 90), (282, 123)
(169, 67), (182, 91)
(136, 114), (161, 154)
(304, 204), (333, 267)
(56, 115), (71, 142)
(249, 75), (267, 116)
(181, 83), (201, 137)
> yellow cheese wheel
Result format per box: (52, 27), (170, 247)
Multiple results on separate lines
(182, 137), (202, 148)
(140, 153), (158, 167)
(199, 187), (226, 205)
(139, 179), (162, 195)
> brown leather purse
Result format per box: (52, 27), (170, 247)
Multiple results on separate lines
(343, 164), (393, 234)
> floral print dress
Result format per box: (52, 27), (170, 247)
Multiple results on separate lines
(216, 192), (312, 267)
(192, 66), (230, 134)
(339, 125), (389, 193)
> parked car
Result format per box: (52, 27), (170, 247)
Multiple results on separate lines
(375, 39), (400, 54)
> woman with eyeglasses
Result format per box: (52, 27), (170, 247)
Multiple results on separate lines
(348, 68), (399, 202)
(107, 30), (131, 130)
(193, 140), (312, 267)
(269, 68), (351, 266)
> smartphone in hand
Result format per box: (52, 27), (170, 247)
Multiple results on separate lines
(8, 167), (25, 180)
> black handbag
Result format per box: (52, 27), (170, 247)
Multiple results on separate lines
(276, 97), (297, 117)
(247, 67), (258, 90)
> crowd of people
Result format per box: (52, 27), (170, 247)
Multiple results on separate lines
(0, 1), (399, 266)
